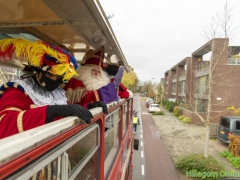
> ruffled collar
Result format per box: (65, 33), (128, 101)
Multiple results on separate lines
(15, 78), (67, 106)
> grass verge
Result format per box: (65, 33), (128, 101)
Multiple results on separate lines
(176, 154), (225, 180)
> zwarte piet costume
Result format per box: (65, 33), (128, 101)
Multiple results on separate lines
(0, 38), (93, 139)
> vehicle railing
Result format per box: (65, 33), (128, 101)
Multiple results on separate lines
(0, 108), (101, 164)
(0, 98), (128, 179)
(8, 123), (100, 180)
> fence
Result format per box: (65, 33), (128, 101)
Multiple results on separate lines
(210, 123), (218, 137)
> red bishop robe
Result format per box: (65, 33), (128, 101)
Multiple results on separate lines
(110, 78), (130, 99)
(63, 78), (117, 107)
(0, 88), (48, 139)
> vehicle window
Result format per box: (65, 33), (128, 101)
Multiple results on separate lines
(29, 155), (62, 180)
(236, 121), (240, 130)
(220, 118), (230, 128)
(73, 152), (97, 180)
(104, 120), (120, 178)
(67, 128), (98, 177)
(121, 141), (129, 168)
(123, 104), (128, 136)
(151, 105), (159, 107)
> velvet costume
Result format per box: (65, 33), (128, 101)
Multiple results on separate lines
(110, 78), (130, 99)
(64, 46), (120, 107)
(0, 87), (46, 139)
(63, 77), (117, 107)
(0, 79), (67, 139)
(0, 38), (79, 139)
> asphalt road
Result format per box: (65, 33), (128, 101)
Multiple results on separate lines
(132, 94), (180, 180)
(132, 94), (145, 180)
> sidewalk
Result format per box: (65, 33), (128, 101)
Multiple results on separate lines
(151, 107), (238, 179)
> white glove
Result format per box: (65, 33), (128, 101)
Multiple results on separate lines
(127, 90), (133, 98)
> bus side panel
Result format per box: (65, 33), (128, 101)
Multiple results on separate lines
(99, 116), (105, 180)
(107, 147), (123, 179)
(125, 135), (134, 180)
(108, 124), (134, 179)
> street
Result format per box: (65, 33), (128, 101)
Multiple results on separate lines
(132, 94), (179, 180)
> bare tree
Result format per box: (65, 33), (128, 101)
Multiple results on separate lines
(139, 80), (156, 97)
(157, 81), (164, 107)
(189, 1), (240, 158)
(218, 2), (238, 39)
(202, 1), (238, 40)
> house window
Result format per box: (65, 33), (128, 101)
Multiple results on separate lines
(195, 75), (209, 95)
(172, 83), (176, 93)
(179, 81), (186, 94)
(195, 99), (208, 113)
(228, 58), (240, 65)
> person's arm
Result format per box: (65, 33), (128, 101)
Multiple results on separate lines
(110, 73), (133, 99)
(98, 66), (125, 103)
(0, 88), (48, 139)
(63, 78), (85, 104)
(0, 88), (93, 139)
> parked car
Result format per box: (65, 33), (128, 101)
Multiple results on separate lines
(146, 98), (153, 103)
(217, 116), (240, 144)
(149, 104), (160, 113)
(146, 99), (154, 107)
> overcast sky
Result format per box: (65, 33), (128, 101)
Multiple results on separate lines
(99, 0), (240, 84)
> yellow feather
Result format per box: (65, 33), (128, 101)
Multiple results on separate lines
(0, 38), (77, 81)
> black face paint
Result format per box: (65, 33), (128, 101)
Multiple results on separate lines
(33, 72), (62, 91)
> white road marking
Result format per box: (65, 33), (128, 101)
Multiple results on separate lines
(140, 134), (142, 139)
(142, 165), (145, 175)
(141, 151), (144, 158)
(141, 141), (143, 146)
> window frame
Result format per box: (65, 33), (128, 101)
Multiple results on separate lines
(8, 123), (100, 180)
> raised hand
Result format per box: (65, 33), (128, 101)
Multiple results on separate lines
(113, 66), (125, 88)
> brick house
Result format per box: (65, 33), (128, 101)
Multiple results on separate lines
(164, 38), (240, 124)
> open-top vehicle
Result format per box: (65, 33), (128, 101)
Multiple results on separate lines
(0, 1), (138, 180)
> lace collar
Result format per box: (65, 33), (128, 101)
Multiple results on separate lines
(15, 78), (67, 106)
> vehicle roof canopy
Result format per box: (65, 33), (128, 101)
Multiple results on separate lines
(0, 0), (130, 71)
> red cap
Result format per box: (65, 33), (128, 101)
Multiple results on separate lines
(84, 46), (104, 69)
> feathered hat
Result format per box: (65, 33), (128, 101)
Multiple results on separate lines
(84, 46), (104, 69)
(0, 38), (78, 83)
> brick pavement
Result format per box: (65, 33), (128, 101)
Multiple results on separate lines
(151, 106), (239, 177)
